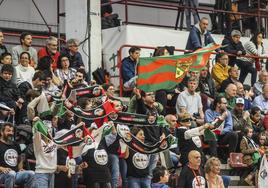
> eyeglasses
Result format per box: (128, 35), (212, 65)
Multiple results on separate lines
(180, 118), (192, 122)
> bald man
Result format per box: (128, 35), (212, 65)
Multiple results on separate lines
(165, 114), (177, 134)
(178, 150), (207, 188)
(219, 83), (237, 111)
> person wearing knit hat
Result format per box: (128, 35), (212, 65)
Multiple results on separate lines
(222, 29), (257, 86)
(231, 30), (241, 37)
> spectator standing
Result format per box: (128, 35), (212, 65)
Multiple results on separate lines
(33, 117), (57, 188)
(185, 17), (215, 52)
(38, 36), (60, 71)
(124, 127), (151, 188)
(61, 39), (84, 70)
(176, 112), (215, 166)
(0, 30), (8, 57)
(11, 32), (37, 67)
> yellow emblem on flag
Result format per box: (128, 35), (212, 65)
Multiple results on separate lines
(175, 58), (193, 79)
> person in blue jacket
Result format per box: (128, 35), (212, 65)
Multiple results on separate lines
(185, 17), (216, 53)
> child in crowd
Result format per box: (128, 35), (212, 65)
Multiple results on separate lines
(240, 127), (260, 185)
(151, 166), (170, 188)
(258, 133), (267, 155)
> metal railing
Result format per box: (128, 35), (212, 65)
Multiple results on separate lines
(3, 32), (66, 49)
(102, 0), (268, 32)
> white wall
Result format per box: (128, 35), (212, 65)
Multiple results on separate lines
(65, 0), (102, 75)
(0, 0), (65, 32)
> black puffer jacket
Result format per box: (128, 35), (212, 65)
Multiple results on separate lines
(222, 36), (246, 65)
(0, 76), (21, 103)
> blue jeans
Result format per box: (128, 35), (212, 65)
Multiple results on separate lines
(148, 154), (158, 178)
(170, 153), (179, 167)
(108, 154), (128, 188)
(222, 175), (230, 188)
(127, 177), (150, 188)
(35, 173), (54, 188)
(0, 170), (36, 188)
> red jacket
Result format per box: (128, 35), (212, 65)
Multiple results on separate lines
(38, 47), (60, 70)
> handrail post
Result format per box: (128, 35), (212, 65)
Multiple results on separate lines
(125, 0), (128, 24)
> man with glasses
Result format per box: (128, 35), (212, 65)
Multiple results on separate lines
(61, 38), (84, 70)
(38, 36), (60, 71)
(205, 96), (238, 161)
(176, 112), (215, 166)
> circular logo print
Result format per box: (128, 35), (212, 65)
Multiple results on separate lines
(94, 108), (104, 116)
(4, 149), (18, 167)
(117, 124), (131, 142)
(109, 112), (118, 120)
(75, 129), (83, 139)
(94, 149), (108, 165)
(192, 176), (206, 188)
(132, 152), (149, 169)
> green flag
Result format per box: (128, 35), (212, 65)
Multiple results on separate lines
(136, 44), (220, 92)
(33, 120), (49, 137)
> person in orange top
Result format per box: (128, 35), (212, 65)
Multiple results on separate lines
(37, 36), (60, 71)
(211, 53), (229, 89)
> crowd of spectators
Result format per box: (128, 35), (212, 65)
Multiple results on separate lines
(0, 3), (268, 187)
(121, 17), (268, 187)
